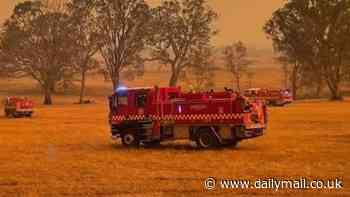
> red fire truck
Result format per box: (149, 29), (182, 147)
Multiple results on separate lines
(108, 86), (267, 149)
(244, 88), (293, 106)
(4, 97), (34, 118)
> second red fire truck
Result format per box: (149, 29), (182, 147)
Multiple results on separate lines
(108, 86), (267, 149)
(244, 88), (293, 106)
(4, 97), (34, 118)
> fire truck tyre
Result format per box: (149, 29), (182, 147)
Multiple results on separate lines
(121, 132), (140, 147)
(196, 130), (219, 149)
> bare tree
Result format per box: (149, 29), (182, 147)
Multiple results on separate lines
(149, 0), (217, 87)
(223, 41), (251, 92)
(0, 1), (76, 104)
(95, 0), (152, 90)
(68, 0), (100, 104)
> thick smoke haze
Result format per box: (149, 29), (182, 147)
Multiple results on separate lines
(0, 0), (284, 49)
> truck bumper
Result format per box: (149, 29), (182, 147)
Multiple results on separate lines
(111, 134), (120, 141)
(16, 111), (33, 115)
(236, 127), (264, 139)
(11, 110), (33, 117)
(244, 128), (264, 139)
(110, 126), (120, 140)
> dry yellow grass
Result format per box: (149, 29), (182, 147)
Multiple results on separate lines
(0, 70), (349, 196)
(0, 96), (349, 197)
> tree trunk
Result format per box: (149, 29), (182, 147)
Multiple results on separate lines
(43, 86), (53, 105)
(282, 64), (289, 89)
(236, 75), (241, 92)
(315, 82), (322, 98)
(169, 68), (180, 87)
(112, 71), (120, 91)
(291, 66), (298, 100)
(50, 82), (56, 94)
(79, 69), (87, 104)
(103, 70), (110, 82)
(284, 72), (288, 89)
(326, 78), (343, 100)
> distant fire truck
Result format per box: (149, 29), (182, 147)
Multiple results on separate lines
(4, 97), (34, 118)
(108, 86), (267, 149)
(244, 88), (293, 106)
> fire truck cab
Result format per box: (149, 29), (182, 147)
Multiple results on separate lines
(108, 86), (267, 149)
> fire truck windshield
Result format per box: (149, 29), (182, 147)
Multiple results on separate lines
(117, 91), (128, 106)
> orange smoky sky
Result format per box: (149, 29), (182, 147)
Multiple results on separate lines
(0, 0), (285, 49)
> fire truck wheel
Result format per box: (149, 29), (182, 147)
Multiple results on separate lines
(121, 132), (140, 147)
(196, 129), (219, 149)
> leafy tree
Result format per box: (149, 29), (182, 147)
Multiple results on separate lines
(67, 0), (100, 104)
(0, 1), (76, 104)
(265, 0), (350, 100)
(276, 56), (290, 89)
(95, 0), (152, 90)
(300, 64), (324, 98)
(223, 41), (251, 92)
(149, 0), (217, 86)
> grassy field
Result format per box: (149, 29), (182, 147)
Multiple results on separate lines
(0, 98), (349, 196)
(0, 69), (349, 196)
